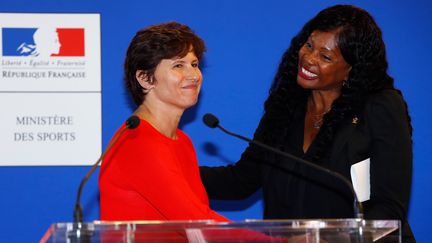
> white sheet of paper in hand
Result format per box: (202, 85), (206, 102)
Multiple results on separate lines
(350, 158), (371, 202)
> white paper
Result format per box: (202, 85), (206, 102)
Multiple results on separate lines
(350, 158), (371, 202)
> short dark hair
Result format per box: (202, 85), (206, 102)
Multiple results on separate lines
(124, 22), (206, 106)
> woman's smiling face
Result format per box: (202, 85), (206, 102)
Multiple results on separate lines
(297, 30), (352, 92)
(149, 50), (202, 110)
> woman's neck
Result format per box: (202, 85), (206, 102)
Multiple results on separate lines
(134, 102), (183, 139)
(309, 90), (340, 114)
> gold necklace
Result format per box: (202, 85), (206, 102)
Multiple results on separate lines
(309, 107), (331, 129)
(312, 116), (324, 129)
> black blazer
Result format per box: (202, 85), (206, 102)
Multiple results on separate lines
(200, 89), (414, 242)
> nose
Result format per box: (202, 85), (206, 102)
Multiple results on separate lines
(304, 50), (318, 65)
(186, 66), (201, 82)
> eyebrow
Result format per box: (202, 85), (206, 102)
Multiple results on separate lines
(309, 36), (336, 53)
(172, 58), (199, 63)
(322, 46), (333, 52)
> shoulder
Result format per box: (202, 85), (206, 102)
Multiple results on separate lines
(113, 121), (161, 153)
(362, 89), (411, 135)
(363, 89), (409, 120)
(123, 121), (151, 140)
(177, 129), (193, 145)
(365, 89), (407, 111)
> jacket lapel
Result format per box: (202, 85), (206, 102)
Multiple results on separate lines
(331, 118), (359, 159)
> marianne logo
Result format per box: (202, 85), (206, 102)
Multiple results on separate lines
(2, 27), (85, 57)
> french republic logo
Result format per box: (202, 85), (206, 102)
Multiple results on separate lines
(2, 27), (85, 57)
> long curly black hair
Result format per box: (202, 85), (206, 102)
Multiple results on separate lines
(261, 5), (411, 162)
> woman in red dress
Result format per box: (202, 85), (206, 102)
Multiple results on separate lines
(99, 22), (228, 222)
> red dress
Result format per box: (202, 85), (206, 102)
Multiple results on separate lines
(99, 119), (228, 222)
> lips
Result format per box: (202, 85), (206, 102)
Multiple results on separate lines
(182, 84), (198, 89)
(298, 66), (318, 80)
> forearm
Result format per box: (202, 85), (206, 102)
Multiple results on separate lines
(200, 165), (259, 199)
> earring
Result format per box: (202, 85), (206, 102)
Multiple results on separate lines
(342, 80), (349, 88)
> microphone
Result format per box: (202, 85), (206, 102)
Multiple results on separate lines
(202, 113), (364, 219)
(68, 115), (140, 242)
(73, 115), (140, 224)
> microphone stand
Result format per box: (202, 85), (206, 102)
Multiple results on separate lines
(216, 123), (364, 219)
(68, 116), (140, 243)
(73, 125), (129, 224)
(203, 113), (365, 243)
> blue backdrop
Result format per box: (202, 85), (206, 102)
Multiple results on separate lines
(0, 1), (431, 242)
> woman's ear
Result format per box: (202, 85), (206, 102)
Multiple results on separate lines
(344, 66), (352, 81)
(136, 70), (154, 90)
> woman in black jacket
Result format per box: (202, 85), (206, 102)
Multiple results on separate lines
(200, 4), (415, 242)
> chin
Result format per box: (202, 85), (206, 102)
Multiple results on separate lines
(190, 99), (198, 107)
(297, 79), (315, 90)
(181, 99), (198, 109)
